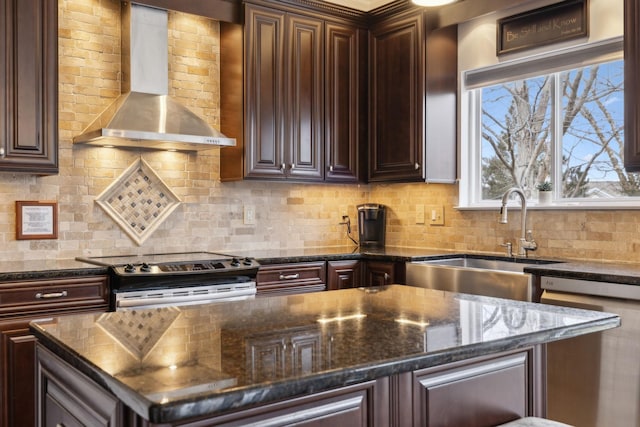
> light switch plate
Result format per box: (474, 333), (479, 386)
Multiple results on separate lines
(415, 204), (425, 224)
(244, 205), (256, 225)
(428, 205), (444, 226)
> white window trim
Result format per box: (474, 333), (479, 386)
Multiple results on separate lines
(458, 36), (630, 210)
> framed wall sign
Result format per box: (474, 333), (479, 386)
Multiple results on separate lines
(16, 201), (58, 240)
(497, 0), (588, 56)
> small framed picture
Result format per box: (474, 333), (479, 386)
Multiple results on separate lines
(16, 201), (58, 240)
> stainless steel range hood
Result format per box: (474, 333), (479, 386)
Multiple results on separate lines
(73, 3), (235, 151)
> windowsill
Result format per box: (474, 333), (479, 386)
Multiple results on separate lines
(456, 202), (640, 211)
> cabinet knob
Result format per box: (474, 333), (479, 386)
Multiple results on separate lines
(280, 163), (286, 171)
(384, 273), (390, 283)
(329, 165), (334, 172)
(290, 163), (295, 170)
(414, 162), (420, 170)
(0, 147), (4, 158)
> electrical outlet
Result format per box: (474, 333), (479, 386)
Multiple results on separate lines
(415, 204), (425, 224)
(243, 205), (256, 225)
(428, 205), (444, 226)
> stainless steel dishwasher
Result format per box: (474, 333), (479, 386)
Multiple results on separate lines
(540, 276), (640, 427)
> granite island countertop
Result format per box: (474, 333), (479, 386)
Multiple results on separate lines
(31, 285), (619, 424)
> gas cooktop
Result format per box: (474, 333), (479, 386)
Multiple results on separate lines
(76, 251), (259, 276)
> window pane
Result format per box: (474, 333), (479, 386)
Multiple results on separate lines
(560, 60), (638, 198)
(480, 76), (552, 200)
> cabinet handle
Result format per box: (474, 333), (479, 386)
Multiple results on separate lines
(0, 147), (4, 158)
(329, 165), (333, 172)
(280, 163), (286, 171)
(35, 290), (68, 299)
(384, 273), (390, 283)
(290, 164), (295, 170)
(279, 273), (300, 280)
(414, 162), (420, 170)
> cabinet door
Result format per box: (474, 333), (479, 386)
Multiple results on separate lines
(409, 351), (533, 427)
(0, 0), (58, 174)
(327, 260), (361, 290)
(369, 12), (424, 182)
(325, 23), (366, 183)
(286, 14), (324, 180)
(625, 0), (640, 171)
(0, 321), (36, 427)
(363, 261), (397, 286)
(244, 5), (286, 179)
(36, 345), (121, 427)
(189, 378), (389, 427)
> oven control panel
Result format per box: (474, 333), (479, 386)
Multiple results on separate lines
(112, 257), (259, 276)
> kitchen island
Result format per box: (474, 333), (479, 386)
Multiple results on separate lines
(31, 285), (619, 427)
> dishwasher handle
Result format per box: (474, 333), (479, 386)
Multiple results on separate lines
(540, 276), (640, 301)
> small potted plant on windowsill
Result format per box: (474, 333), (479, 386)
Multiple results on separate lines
(536, 181), (553, 205)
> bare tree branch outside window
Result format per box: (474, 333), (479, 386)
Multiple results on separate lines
(479, 59), (636, 201)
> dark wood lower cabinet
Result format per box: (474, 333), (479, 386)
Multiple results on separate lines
(362, 260), (405, 287)
(0, 275), (109, 427)
(327, 260), (361, 290)
(406, 349), (540, 427)
(36, 342), (542, 427)
(256, 262), (327, 295)
(37, 346), (120, 427)
(0, 321), (37, 427)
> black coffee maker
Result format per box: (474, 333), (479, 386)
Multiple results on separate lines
(357, 204), (386, 247)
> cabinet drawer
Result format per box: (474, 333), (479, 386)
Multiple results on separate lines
(0, 276), (109, 317)
(257, 262), (326, 295)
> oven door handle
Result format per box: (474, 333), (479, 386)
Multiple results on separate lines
(116, 288), (256, 309)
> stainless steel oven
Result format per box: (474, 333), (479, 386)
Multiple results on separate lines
(76, 252), (259, 310)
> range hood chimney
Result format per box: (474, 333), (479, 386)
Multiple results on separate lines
(73, 2), (235, 151)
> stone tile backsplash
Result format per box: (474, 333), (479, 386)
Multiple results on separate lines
(0, 0), (638, 265)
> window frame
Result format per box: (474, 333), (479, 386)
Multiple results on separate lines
(458, 36), (630, 210)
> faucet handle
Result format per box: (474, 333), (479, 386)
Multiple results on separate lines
(499, 242), (513, 257)
(521, 230), (538, 255)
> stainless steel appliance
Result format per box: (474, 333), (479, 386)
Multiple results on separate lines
(73, 3), (236, 151)
(540, 276), (640, 427)
(357, 203), (386, 247)
(77, 252), (259, 310)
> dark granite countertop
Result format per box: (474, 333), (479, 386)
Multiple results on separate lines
(230, 245), (458, 264)
(0, 259), (107, 282)
(31, 285), (619, 424)
(523, 261), (640, 285)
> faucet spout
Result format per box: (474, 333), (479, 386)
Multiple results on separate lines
(499, 188), (537, 257)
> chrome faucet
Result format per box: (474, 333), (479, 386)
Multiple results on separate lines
(499, 188), (537, 257)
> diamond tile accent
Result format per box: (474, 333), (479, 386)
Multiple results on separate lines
(96, 158), (181, 245)
(96, 307), (181, 360)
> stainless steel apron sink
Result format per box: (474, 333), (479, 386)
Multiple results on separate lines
(404, 257), (558, 302)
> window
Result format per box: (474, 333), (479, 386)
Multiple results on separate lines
(459, 37), (636, 208)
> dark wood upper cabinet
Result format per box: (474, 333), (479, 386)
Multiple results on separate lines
(325, 23), (367, 183)
(0, 0), (58, 175)
(244, 5), (287, 179)
(624, 0), (640, 171)
(369, 11), (424, 182)
(286, 15), (324, 180)
(243, 5), (324, 181)
(369, 9), (457, 183)
(224, 1), (367, 183)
